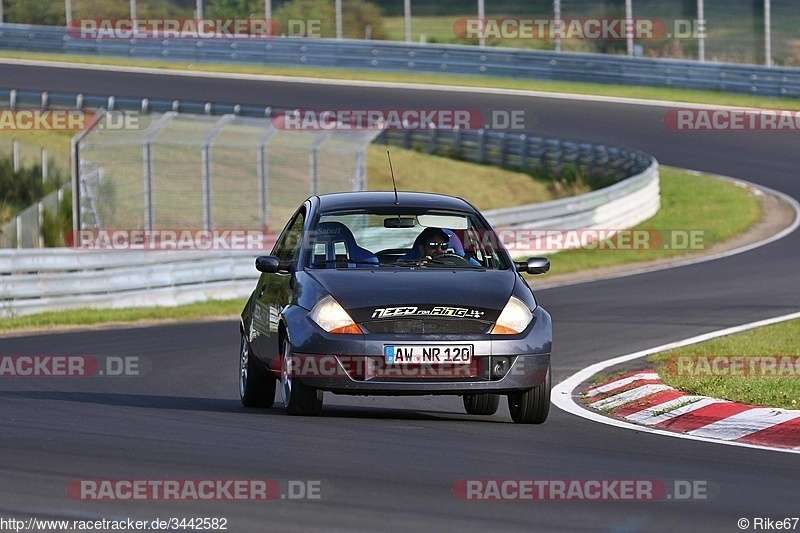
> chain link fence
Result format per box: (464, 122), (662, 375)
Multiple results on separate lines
(75, 111), (382, 238)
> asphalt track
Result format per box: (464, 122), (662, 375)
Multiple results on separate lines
(1, 63), (799, 532)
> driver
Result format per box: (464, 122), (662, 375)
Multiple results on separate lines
(399, 227), (451, 262)
(418, 227), (451, 260)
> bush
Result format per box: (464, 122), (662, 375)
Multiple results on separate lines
(3, 0), (66, 25)
(0, 155), (67, 214)
(274, 0), (386, 40)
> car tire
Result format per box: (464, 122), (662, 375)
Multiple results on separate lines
(239, 332), (276, 408)
(507, 365), (550, 424)
(463, 393), (500, 415)
(280, 336), (323, 416)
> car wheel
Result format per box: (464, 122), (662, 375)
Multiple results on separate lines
(239, 332), (275, 408)
(463, 393), (500, 415)
(280, 336), (323, 416)
(507, 365), (550, 424)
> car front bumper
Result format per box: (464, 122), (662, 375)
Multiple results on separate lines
(279, 305), (552, 395)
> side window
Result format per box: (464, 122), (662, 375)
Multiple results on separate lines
(273, 209), (306, 262)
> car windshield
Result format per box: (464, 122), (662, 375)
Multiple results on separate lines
(306, 209), (511, 270)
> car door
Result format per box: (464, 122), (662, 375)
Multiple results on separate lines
(252, 206), (307, 368)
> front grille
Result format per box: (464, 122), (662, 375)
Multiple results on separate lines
(342, 355), (488, 382)
(361, 318), (490, 334)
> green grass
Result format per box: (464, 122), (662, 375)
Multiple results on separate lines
(0, 298), (245, 331)
(648, 319), (800, 409)
(366, 144), (567, 210)
(1, 165), (761, 331)
(3, 50), (800, 111)
(534, 167), (761, 276)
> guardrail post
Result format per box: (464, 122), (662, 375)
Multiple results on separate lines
(9, 89), (16, 110)
(453, 128), (462, 156)
(498, 132), (507, 168)
(477, 129), (486, 164)
(402, 129), (411, 149)
(519, 134), (527, 172)
(427, 129), (437, 154)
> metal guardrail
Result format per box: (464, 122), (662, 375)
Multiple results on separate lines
(1, 23), (799, 98)
(0, 87), (659, 316)
(0, 249), (259, 316)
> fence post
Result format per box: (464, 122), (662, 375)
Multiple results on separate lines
(309, 133), (328, 196)
(15, 216), (21, 250)
(201, 114), (234, 232)
(201, 143), (212, 231)
(38, 201), (44, 248)
(42, 148), (48, 183)
(258, 143), (268, 228)
(353, 149), (366, 191)
(12, 139), (19, 172)
(309, 147), (319, 195)
(142, 143), (155, 231)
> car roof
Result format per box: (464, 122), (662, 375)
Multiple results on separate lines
(315, 191), (476, 213)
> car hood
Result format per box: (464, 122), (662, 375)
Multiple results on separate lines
(305, 269), (516, 323)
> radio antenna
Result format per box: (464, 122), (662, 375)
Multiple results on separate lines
(387, 150), (399, 205)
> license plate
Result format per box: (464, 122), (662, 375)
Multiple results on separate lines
(384, 345), (473, 364)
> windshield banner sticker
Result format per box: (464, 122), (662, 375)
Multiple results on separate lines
(371, 306), (485, 319)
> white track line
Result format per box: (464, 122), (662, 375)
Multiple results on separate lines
(537, 178), (800, 290)
(585, 372), (660, 397)
(687, 409), (800, 441)
(552, 311), (800, 455)
(625, 396), (717, 426)
(4, 58), (799, 453)
(589, 384), (672, 410)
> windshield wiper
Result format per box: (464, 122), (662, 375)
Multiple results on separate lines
(311, 259), (377, 268)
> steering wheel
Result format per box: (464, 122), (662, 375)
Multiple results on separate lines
(423, 253), (471, 267)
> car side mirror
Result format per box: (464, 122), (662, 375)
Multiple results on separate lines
(255, 255), (291, 273)
(516, 257), (550, 275)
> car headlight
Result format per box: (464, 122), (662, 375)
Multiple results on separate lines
(310, 295), (362, 334)
(490, 296), (533, 335)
